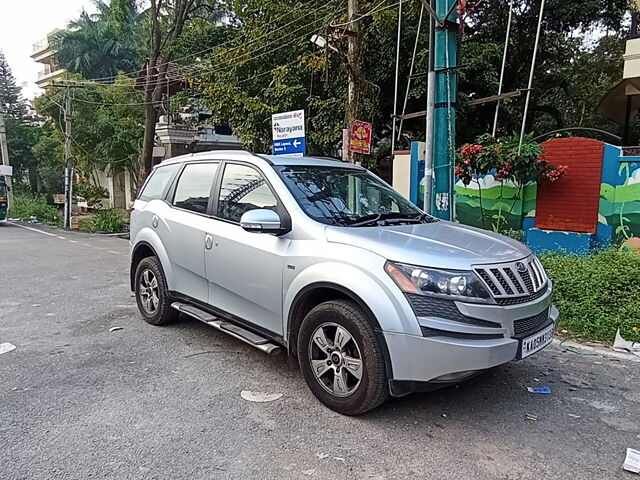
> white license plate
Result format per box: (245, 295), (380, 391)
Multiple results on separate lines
(521, 323), (554, 358)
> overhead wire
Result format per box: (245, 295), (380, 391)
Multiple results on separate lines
(59, 0), (346, 105)
(54, 1), (341, 91)
(65, 0), (344, 86)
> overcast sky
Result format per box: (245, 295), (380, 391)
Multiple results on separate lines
(0, 0), (97, 101)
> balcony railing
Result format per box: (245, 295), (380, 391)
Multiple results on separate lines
(32, 38), (49, 53)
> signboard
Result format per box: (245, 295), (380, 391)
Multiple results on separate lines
(272, 109), (305, 157)
(0, 165), (13, 176)
(349, 120), (372, 155)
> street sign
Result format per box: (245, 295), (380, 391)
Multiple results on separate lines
(349, 120), (372, 155)
(272, 109), (305, 157)
(0, 165), (13, 176)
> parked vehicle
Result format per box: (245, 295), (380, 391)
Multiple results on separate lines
(0, 178), (8, 221)
(130, 151), (558, 415)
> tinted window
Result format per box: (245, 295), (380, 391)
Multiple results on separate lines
(173, 163), (219, 214)
(139, 163), (180, 200)
(217, 164), (277, 222)
(277, 166), (423, 226)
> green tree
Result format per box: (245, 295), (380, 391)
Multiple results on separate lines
(54, 0), (142, 80)
(34, 74), (144, 190)
(137, 0), (226, 189)
(0, 50), (27, 118)
(457, 0), (629, 144)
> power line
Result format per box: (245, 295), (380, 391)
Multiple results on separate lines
(54, 1), (345, 95)
(330, 0), (405, 28)
(74, 0), (343, 85)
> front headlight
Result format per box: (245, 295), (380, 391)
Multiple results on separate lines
(385, 261), (494, 304)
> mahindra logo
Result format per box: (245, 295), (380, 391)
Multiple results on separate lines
(515, 262), (527, 273)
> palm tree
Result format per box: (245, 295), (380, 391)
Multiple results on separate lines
(53, 0), (143, 81)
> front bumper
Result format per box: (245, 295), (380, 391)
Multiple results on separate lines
(384, 285), (559, 394)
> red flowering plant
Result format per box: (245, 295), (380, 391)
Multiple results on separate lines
(455, 133), (567, 232)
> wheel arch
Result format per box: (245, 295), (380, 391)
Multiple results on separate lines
(130, 234), (173, 292)
(287, 282), (394, 380)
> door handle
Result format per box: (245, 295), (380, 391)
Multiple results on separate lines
(205, 234), (214, 250)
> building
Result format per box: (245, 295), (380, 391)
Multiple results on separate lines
(31, 30), (65, 89)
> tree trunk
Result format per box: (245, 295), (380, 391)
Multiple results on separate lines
(28, 165), (38, 193)
(137, 99), (158, 192)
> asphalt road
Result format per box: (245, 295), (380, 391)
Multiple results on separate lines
(1, 221), (640, 480)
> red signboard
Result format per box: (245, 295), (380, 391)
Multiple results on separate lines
(349, 120), (372, 155)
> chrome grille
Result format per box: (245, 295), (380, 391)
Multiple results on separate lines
(474, 256), (548, 300)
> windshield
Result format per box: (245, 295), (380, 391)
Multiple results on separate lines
(0, 183), (6, 197)
(277, 165), (426, 226)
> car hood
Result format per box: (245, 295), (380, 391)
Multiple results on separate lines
(324, 220), (532, 270)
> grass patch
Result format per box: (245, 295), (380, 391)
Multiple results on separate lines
(8, 194), (62, 226)
(86, 208), (125, 233)
(541, 248), (640, 344)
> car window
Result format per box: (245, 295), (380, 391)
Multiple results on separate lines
(173, 163), (219, 214)
(139, 163), (180, 201)
(217, 164), (277, 223)
(0, 184), (6, 197)
(277, 166), (423, 226)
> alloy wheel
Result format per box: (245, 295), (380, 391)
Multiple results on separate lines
(139, 269), (159, 315)
(308, 322), (363, 397)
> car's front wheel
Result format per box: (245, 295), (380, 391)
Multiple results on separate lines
(297, 300), (389, 415)
(134, 256), (178, 326)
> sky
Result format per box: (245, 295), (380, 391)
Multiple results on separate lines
(0, 0), (97, 101)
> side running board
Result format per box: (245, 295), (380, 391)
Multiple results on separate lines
(171, 302), (281, 355)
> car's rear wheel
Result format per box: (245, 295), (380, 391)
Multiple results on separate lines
(297, 300), (389, 415)
(134, 256), (178, 326)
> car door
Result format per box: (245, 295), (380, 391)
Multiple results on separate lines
(160, 161), (220, 303)
(204, 162), (290, 336)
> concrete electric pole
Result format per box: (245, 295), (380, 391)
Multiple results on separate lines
(0, 113), (13, 208)
(345, 0), (362, 163)
(63, 87), (73, 229)
(430, 0), (457, 220)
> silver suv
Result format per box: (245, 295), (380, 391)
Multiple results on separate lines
(130, 151), (558, 415)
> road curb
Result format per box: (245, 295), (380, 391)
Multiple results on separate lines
(553, 338), (640, 363)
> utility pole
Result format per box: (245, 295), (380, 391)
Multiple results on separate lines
(63, 87), (73, 229)
(345, 0), (362, 163)
(431, 0), (458, 220)
(423, 3), (435, 215)
(0, 113), (13, 208)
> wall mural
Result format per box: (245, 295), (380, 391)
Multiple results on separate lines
(455, 143), (640, 253)
(454, 174), (537, 231)
(600, 145), (640, 248)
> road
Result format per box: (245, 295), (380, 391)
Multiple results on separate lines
(1, 220), (639, 479)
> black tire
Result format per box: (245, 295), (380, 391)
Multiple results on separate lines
(134, 256), (179, 326)
(297, 300), (389, 415)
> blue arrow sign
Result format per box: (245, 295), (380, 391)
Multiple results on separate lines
(273, 137), (306, 156)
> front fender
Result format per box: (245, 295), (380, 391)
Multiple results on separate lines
(284, 260), (421, 337)
(131, 227), (175, 291)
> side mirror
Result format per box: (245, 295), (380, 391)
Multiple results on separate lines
(240, 209), (283, 234)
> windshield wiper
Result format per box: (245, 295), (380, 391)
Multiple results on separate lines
(348, 213), (383, 227)
(349, 212), (439, 227)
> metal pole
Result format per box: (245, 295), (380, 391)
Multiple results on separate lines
(63, 88), (73, 229)
(431, 0), (457, 220)
(345, 0), (362, 163)
(423, 5), (435, 214)
(0, 113), (13, 209)
(398, 4), (423, 142)
(390, 0), (403, 156)
(492, 0), (513, 138)
(518, 0), (545, 153)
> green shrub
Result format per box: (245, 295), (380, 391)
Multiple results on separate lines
(541, 249), (640, 344)
(498, 228), (525, 243)
(8, 195), (62, 226)
(90, 208), (124, 233)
